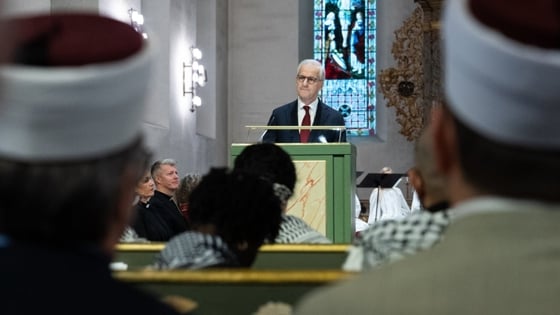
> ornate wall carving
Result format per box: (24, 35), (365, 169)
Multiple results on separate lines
(378, 1), (442, 141)
(378, 7), (425, 141)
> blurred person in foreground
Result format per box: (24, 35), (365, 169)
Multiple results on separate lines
(153, 168), (284, 269)
(296, 0), (560, 313)
(0, 13), (181, 315)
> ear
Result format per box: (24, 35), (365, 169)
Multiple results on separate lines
(431, 106), (458, 177)
(410, 172), (425, 202)
(153, 173), (160, 185)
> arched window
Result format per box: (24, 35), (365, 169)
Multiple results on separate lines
(313, 0), (376, 136)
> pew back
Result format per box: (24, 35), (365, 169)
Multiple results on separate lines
(115, 243), (350, 270)
(115, 268), (355, 315)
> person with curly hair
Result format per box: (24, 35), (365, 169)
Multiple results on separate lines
(175, 173), (202, 222)
(153, 168), (284, 269)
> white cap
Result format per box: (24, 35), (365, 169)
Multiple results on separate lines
(0, 13), (154, 161)
(443, 0), (560, 149)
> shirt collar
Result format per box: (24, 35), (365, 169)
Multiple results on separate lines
(298, 98), (319, 111)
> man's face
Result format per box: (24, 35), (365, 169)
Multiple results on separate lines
(156, 164), (179, 192)
(296, 64), (323, 104)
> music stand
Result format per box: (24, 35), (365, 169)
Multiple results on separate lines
(357, 173), (405, 188)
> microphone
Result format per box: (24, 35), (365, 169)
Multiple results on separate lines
(259, 115), (276, 142)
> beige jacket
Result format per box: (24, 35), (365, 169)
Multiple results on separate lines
(296, 198), (560, 315)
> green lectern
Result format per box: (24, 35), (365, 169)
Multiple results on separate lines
(231, 143), (356, 243)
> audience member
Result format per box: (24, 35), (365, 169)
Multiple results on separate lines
(354, 193), (369, 234)
(153, 168), (283, 269)
(262, 59), (346, 143)
(146, 159), (189, 241)
(366, 166), (410, 223)
(129, 170), (168, 242)
(175, 173), (202, 222)
(343, 129), (450, 271)
(295, 0), (560, 313)
(233, 143), (332, 244)
(0, 13), (180, 314)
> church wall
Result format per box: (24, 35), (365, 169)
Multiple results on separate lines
(1, 0), (421, 201)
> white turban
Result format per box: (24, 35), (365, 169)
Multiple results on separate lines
(0, 13), (154, 161)
(443, 0), (560, 149)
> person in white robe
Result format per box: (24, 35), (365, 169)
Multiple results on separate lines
(367, 167), (410, 223)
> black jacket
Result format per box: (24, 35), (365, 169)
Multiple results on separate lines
(0, 243), (182, 315)
(262, 99), (347, 143)
(143, 191), (189, 241)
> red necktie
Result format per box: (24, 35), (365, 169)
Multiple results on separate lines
(300, 105), (311, 143)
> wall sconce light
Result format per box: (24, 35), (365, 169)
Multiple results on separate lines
(183, 47), (208, 112)
(128, 8), (148, 39)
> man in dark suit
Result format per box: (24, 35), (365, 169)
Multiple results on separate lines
(146, 159), (190, 241)
(262, 59), (347, 143)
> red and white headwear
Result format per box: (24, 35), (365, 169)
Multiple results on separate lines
(443, 0), (560, 149)
(0, 13), (153, 161)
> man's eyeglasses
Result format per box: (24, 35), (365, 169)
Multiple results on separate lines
(296, 75), (321, 84)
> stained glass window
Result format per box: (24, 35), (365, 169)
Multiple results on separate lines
(313, 0), (376, 136)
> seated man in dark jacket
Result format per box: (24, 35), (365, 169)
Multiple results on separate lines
(142, 158), (190, 241)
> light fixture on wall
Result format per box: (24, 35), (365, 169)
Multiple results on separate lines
(183, 47), (207, 112)
(128, 8), (148, 39)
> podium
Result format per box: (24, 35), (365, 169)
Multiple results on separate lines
(231, 143), (356, 243)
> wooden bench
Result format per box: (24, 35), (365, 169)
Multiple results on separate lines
(114, 268), (355, 314)
(114, 243), (350, 270)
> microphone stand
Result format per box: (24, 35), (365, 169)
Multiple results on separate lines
(259, 115), (276, 142)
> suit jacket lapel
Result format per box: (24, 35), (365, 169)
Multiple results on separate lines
(289, 101), (301, 141)
(289, 100), (299, 125)
(313, 100), (324, 125)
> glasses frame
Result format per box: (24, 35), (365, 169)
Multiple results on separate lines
(296, 75), (322, 84)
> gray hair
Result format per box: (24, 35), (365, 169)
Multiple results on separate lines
(150, 158), (177, 178)
(297, 59), (325, 81)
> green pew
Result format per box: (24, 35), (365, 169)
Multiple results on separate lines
(114, 268), (355, 315)
(114, 243), (350, 270)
